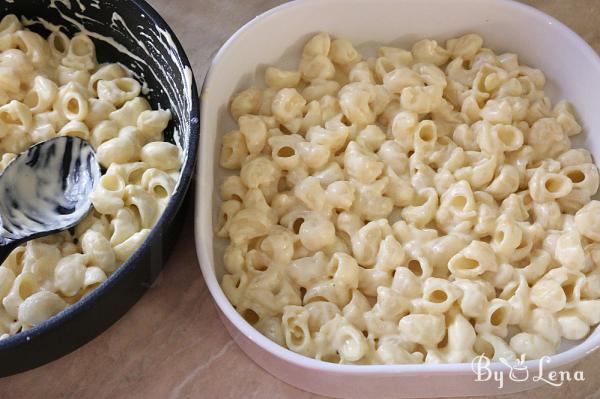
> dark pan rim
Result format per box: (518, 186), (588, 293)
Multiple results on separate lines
(0, 0), (200, 351)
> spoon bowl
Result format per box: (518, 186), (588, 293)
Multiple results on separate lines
(0, 136), (100, 257)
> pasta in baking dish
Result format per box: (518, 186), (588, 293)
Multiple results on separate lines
(217, 31), (600, 364)
(0, 14), (181, 338)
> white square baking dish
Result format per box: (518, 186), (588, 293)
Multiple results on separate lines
(195, 0), (600, 397)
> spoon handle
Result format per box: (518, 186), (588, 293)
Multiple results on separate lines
(0, 239), (18, 267)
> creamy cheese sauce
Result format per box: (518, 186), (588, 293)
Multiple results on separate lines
(8, 0), (194, 218)
(22, 0), (194, 155)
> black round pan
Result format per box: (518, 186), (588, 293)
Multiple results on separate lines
(0, 0), (199, 376)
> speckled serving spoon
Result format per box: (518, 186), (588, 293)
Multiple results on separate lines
(0, 136), (100, 263)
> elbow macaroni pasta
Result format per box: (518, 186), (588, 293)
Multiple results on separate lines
(0, 16), (181, 339)
(217, 32), (600, 364)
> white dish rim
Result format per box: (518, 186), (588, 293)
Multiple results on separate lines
(196, 0), (600, 374)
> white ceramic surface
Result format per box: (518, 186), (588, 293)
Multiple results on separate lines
(195, 0), (600, 397)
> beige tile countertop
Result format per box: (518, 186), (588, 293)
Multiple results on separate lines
(3, 0), (600, 398)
